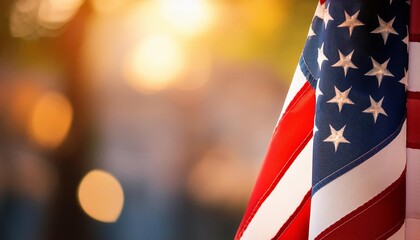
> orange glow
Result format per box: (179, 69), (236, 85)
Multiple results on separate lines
(77, 170), (124, 223)
(28, 91), (73, 148)
(123, 34), (187, 93)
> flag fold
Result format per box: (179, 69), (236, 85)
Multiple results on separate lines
(236, 0), (420, 239)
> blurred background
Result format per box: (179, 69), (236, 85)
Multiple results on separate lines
(0, 0), (316, 239)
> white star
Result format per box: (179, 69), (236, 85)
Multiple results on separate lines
(314, 2), (326, 20)
(363, 96), (388, 123)
(364, 58), (394, 87)
(338, 11), (364, 36)
(317, 43), (328, 70)
(308, 25), (316, 37)
(316, 78), (323, 99)
(324, 125), (350, 152)
(403, 35), (409, 50)
(403, 26), (409, 52)
(314, 125), (319, 134)
(327, 86), (354, 112)
(313, 2), (333, 29)
(323, 4), (334, 29)
(399, 68), (408, 89)
(332, 50), (358, 76)
(371, 16), (398, 44)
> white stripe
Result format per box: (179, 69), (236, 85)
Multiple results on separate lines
(408, 42), (420, 92)
(387, 223), (405, 240)
(241, 138), (313, 240)
(406, 218), (420, 240)
(406, 40), (420, 240)
(406, 148), (420, 239)
(277, 65), (308, 126)
(309, 122), (406, 239)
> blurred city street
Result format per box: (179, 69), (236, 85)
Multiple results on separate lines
(0, 0), (315, 239)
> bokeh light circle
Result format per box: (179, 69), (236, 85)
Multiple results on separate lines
(28, 91), (73, 148)
(78, 170), (124, 223)
(123, 34), (187, 93)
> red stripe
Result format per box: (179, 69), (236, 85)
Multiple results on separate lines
(411, 35), (420, 42)
(411, 0), (420, 42)
(235, 82), (316, 239)
(407, 91), (420, 99)
(315, 170), (406, 240)
(272, 191), (311, 240)
(407, 91), (420, 149)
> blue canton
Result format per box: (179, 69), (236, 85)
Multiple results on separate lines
(299, 0), (409, 194)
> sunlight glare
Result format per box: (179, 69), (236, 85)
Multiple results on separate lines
(158, 0), (215, 37)
(124, 34), (187, 93)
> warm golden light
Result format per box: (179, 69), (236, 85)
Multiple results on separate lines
(158, 0), (216, 37)
(28, 91), (73, 148)
(9, 0), (83, 38)
(37, 0), (84, 27)
(9, 81), (42, 129)
(123, 34), (187, 93)
(187, 148), (256, 209)
(91, 0), (125, 14)
(9, 0), (39, 38)
(78, 170), (124, 223)
(175, 49), (212, 91)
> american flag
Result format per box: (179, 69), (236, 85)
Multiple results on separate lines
(235, 0), (420, 239)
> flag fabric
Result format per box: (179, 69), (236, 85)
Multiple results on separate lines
(406, 0), (420, 237)
(235, 0), (420, 239)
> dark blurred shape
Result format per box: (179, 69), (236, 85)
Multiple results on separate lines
(44, 3), (94, 240)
